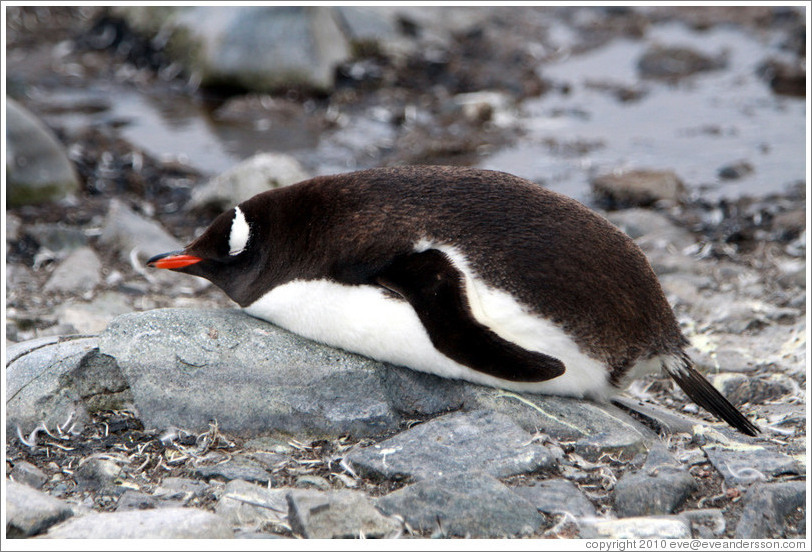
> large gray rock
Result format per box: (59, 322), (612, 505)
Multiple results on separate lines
(188, 153), (310, 211)
(6, 97), (79, 207)
(42, 507), (234, 538)
(376, 472), (544, 537)
(96, 308), (462, 439)
(116, 7), (355, 92)
(5, 479), (74, 538)
(735, 481), (806, 538)
(287, 489), (401, 538)
(702, 443), (800, 485)
(512, 479), (596, 518)
(347, 409), (558, 482)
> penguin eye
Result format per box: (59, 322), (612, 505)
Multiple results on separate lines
(228, 206), (250, 256)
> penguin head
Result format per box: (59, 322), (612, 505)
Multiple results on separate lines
(147, 203), (268, 305)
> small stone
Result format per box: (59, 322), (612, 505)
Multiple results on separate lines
(154, 477), (211, 505)
(295, 475), (331, 491)
(613, 468), (696, 517)
(10, 461), (49, 490)
(703, 444), (800, 485)
(347, 409), (557, 482)
(376, 472), (543, 538)
(580, 516), (691, 539)
(287, 489), (401, 539)
(712, 373), (796, 406)
(735, 481), (806, 538)
(5, 479), (74, 537)
(44, 247), (102, 294)
(638, 46), (726, 80)
(592, 169), (685, 208)
(679, 509), (726, 538)
(718, 160), (754, 180)
(42, 507), (234, 538)
(215, 479), (289, 529)
(511, 478), (596, 518)
(194, 457), (273, 484)
(606, 208), (696, 252)
(74, 455), (122, 491)
(189, 153), (310, 211)
(115, 490), (158, 511)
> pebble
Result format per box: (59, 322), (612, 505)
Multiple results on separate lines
(376, 472), (543, 537)
(679, 509), (726, 538)
(734, 481), (806, 538)
(215, 479), (289, 530)
(115, 490), (158, 512)
(193, 457), (273, 485)
(703, 443), (800, 485)
(287, 489), (401, 538)
(612, 466), (696, 517)
(6, 98), (80, 207)
(5, 479), (75, 537)
(43, 246), (102, 294)
(41, 507), (234, 538)
(592, 169), (685, 208)
(637, 46), (726, 80)
(295, 475), (331, 491)
(347, 409), (557, 482)
(718, 160), (754, 180)
(189, 152), (310, 211)
(10, 461), (49, 490)
(74, 455), (123, 491)
(511, 478), (596, 518)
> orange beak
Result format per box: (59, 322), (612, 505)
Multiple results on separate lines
(146, 251), (203, 269)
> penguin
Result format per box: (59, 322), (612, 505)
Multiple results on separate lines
(147, 165), (759, 436)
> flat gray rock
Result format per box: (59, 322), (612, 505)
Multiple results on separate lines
(5, 479), (75, 538)
(287, 489), (401, 538)
(42, 507), (234, 538)
(215, 480), (290, 529)
(376, 472), (543, 537)
(702, 443), (800, 485)
(97, 308), (464, 439)
(193, 457), (272, 484)
(6, 97), (79, 207)
(511, 478), (596, 518)
(735, 481), (806, 538)
(347, 409), (557, 482)
(10, 461), (49, 490)
(580, 515), (692, 539)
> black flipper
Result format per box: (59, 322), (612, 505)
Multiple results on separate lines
(664, 355), (760, 436)
(375, 249), (565, 383)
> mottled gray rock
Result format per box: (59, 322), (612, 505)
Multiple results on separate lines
(679, 509), (726, 538)
(376, 472), (543, 537)
(44, 246), (102, 294)
(580, 516), (692, 539)
(348, 410), (557, 482)
(97, 308), (440, 438)
(6, 97), (79, 207)
(74, 455), (123, 491)
(116, 490), (158, 512)
(511, 478), (596, 518)
(735, 481), (806, 538)
(470, 390), (652, 461)
(287, 489), (401, 538)
(42, 507), (234, 538)
(612, 466), (696, 517)
(6, 336), (99, 435)
(154, 477), (210, 505)
(117, 6), (351, 92)
(5, 479), (74, 538)
(592, 169), (685, 208)
(703, 443), (800, 485)
(10, 461), (49, 490)
(189, 153), (310, 211)
(638, 46), (726, 80)
(295, 475), (331, 491)
(215, 479), (289, 529)
(713, 373), (796, 406)
(194, 457), (272, 484)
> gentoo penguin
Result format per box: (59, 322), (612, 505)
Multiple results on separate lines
(147, 165), (758, 436)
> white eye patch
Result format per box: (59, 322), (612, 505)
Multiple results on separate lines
(228, 206), (250, 256)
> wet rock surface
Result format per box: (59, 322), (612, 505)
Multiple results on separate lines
(6, 5), (807, 541)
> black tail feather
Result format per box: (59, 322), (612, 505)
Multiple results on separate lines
(664, 356), (760, 437)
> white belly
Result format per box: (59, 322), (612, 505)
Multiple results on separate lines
(244, 244), (615, 399)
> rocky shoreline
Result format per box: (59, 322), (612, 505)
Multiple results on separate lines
(5, 5), (807, 541)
